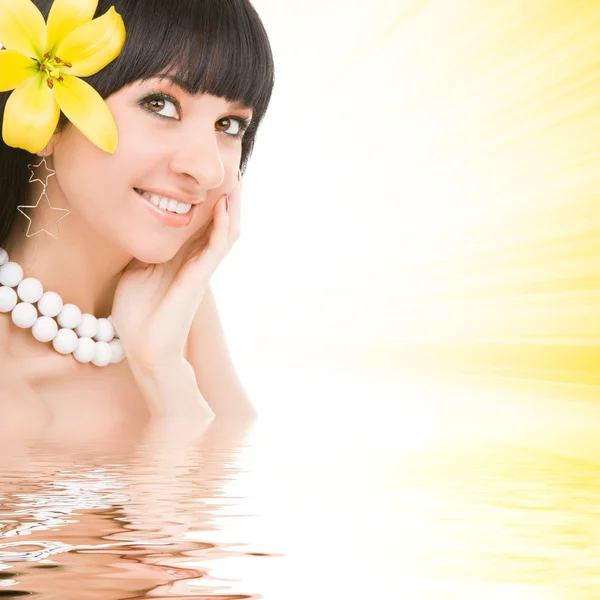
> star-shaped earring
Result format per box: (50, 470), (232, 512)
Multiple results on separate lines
(17, 191), (70, 239)
(18, 154), (70, 239)
(27, 157), (56, 187)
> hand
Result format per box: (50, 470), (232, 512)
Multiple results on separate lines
(112, 178), (242, 370)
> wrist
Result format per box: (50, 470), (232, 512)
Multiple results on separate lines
(129, 357), (215, 420)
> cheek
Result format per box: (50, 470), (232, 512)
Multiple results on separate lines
(53, 145), (129, 225)
(55, 157), (101, 210)
(222, 141), (243, 171)
(189, 201), (216, 235)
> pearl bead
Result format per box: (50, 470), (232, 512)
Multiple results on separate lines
(94, 318), (115, 342)
(73, 337), (95, 363)
(38, 291), (63, 317)
(0, 262), (24, 288)
(76, 313), (97, 338)
(57, 303), (82, 329)
(109, 338), (124, 363)
(92, 341), (112, 367)
(17, 278), (43, 304)
(11, 302), (37, 329)
(0, 286), (17, 313)
(0, 254), (125, 367)
(32, 316), (58, 343)
(52, 328), (79, 355)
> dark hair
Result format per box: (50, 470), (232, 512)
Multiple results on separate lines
(0, 0), (275, 247)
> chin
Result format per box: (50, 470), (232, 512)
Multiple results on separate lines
(127, 240), (181, 265)
(133, 249), (179, 265)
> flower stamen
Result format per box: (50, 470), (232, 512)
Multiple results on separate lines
(38, 53), (70, 86)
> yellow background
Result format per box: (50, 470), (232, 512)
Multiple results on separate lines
(218, 0), (600, 391)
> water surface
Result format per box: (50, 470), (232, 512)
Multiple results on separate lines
(1, 368), (600, 599)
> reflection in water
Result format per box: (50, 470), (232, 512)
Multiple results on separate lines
(0, 419), (268, 599)
(1, 374), (600, 598)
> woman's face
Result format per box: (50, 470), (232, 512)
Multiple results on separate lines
(48, 76), (253, 263)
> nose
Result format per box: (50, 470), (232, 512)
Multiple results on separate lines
(169, 127), (225, 190)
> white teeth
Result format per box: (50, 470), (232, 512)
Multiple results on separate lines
(138, 189), (193, 215)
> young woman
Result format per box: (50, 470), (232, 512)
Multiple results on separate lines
(0, 0), (275, 429)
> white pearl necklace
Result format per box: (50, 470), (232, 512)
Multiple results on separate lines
(0, 247), (124, 367)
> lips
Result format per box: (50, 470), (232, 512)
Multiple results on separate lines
(134, 188), (195, 227)
(134, 187), (199, 205)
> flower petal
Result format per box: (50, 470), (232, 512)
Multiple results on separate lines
(55, 7), (125, 78)
(2, 73), (60, 154)
(46, 0), (98, 55)
(0, 50), (38, 91)
(53, 74), (118, 154)
(0, 0), (46, 59)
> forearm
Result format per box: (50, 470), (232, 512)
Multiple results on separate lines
(188, 288), (258, 418)
(129, 358), (216, 420)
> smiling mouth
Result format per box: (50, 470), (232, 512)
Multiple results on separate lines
(134, 188), (193, 215)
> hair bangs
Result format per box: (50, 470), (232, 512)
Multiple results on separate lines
(161, 6), (274, 115)
(88, 0), (274, 119)
(48, 0), (275, 169)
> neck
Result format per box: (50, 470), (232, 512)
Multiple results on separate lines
(5, 199), (132, 318)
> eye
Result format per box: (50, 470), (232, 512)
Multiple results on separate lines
(140, 92), (180, 120)
(215, 116), (251, 139)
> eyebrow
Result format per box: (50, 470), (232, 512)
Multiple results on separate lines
(228, 102), (253, 112)
(156, 74), (253, 112)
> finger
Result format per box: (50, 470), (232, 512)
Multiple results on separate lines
(175, 224), (211, 270)
(176, 195), (222, 267)
(162, 195), (229, 317)
(227, 174), (242, 246)
(186, 177), (241, 259)
(203, 192), (230, 261)
(181, 194), (228, 278)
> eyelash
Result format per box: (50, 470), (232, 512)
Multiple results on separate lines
(139, 91), (252, 139)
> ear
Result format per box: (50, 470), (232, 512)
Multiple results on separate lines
(36, 133), (59, 157)
(37, 145), (52, 158)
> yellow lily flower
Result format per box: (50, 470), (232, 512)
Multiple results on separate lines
(0, 0), (126, 154)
